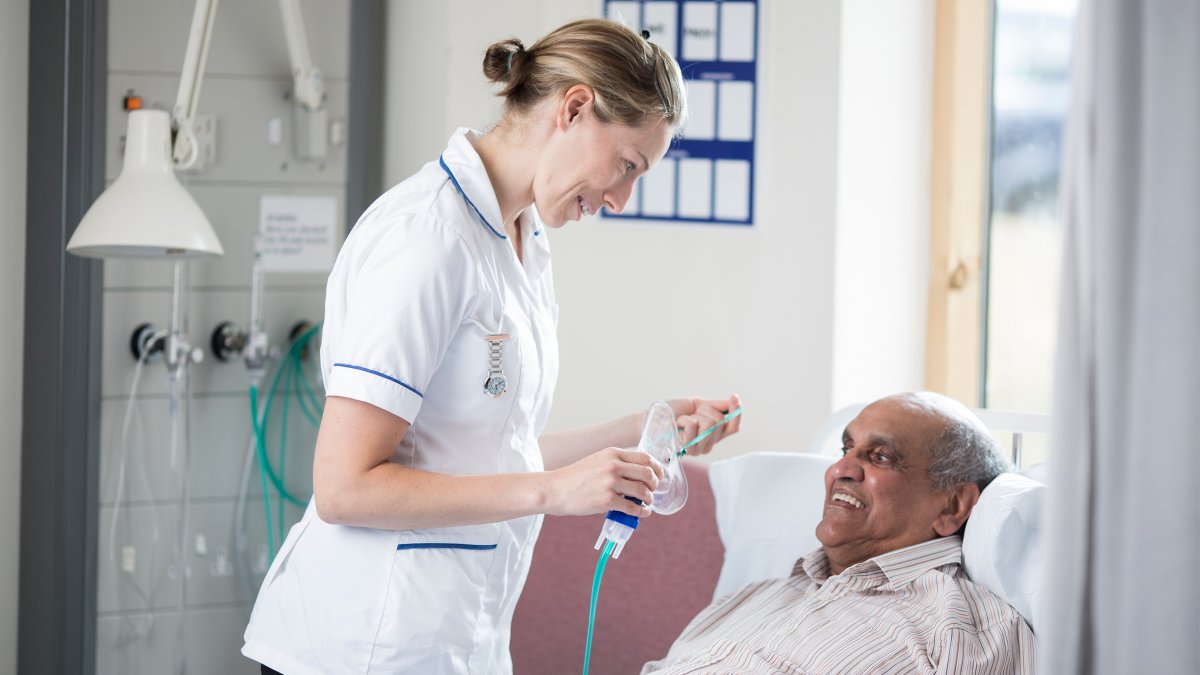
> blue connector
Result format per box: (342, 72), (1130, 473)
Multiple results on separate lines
(595, 497), (641, 559)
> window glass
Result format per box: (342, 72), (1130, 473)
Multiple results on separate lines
(985, 0), (1076, 407)
(984, 0), (1077, 467)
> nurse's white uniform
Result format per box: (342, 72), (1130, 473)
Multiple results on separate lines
(243, 128), (559, 674)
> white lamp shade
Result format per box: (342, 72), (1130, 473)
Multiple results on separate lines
(67, 109), (224, 259)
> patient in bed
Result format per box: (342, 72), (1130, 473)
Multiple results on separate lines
(643, 392), (1037, 674)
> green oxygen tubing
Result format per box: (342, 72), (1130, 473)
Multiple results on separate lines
(249, 323), (323, 559)
(583, 540), (617, 675)
(582, 405), (743, 675)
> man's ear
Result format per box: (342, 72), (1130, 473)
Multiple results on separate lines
(932, 482), (981, 537)
(555, 84), (594, 131)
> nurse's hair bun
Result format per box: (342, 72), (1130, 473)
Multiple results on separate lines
(481, 19), (688, 131)
(483, 38), (527, 85)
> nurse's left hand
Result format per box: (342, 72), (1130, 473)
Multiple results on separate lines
(667, 394), (743, 456)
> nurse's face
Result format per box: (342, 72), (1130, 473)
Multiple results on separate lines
(534, 85), (674, 227)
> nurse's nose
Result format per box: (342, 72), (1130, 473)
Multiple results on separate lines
(603, 180), (635, 214)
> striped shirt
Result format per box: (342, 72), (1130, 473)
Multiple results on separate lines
(641, 536), (1036, 674)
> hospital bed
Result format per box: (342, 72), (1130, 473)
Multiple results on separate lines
(511, 405), (1047, 674)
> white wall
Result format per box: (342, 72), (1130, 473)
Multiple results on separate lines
(831, 0), (935, 412)
(0, 1), (27, 672)
(384, 1), (545, 186)
(385, 0), (843, 461)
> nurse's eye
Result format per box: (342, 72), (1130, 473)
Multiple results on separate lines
(838, 446), (849, 457)
(624, 160), (636, 174)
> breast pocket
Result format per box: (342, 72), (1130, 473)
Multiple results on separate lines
(369, 525), (502, 665)
(418, 320), (520, 447)
(675, 639), (736, 673)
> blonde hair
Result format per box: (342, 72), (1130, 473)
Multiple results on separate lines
(482, 19), (687, 132)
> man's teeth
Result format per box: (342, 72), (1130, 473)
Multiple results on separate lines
(833, 493), (865, 509)
(578, 196), (589, 216)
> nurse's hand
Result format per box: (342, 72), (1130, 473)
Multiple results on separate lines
(545, 448), (665, 518)
(666, 394), (743, 457)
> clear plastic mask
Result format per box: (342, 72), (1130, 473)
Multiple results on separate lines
(637, 401), (688, 515)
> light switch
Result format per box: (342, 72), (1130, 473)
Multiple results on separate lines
(267, 117), (283, 146)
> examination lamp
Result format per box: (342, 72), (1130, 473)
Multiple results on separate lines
(66, 109), (224, 259)
(67, 0), (226, 259)
(66, 0), (324, 260)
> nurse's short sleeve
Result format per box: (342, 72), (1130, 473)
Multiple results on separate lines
(324, 216), (477, 423)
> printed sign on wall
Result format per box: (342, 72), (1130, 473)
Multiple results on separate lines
(259, 195), (338, 272)
(603, 0), (758, 226)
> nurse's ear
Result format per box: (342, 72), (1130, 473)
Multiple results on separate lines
(556, 83), (595, 131)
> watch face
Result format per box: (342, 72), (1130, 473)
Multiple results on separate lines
(483, 375), (508, 397)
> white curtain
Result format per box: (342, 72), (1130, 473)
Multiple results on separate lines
(1042, 0), (1200, 673)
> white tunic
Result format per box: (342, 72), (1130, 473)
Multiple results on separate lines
(243, 128), (560, 674)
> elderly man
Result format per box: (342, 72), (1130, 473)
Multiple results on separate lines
(643, 392), (1036, 674)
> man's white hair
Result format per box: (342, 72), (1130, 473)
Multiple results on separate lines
(896, 392), (1011, 492)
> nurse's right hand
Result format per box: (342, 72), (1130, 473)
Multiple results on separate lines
(545, 448), (664, 518)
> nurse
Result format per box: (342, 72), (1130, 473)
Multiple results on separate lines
(243, 18), (741, 675)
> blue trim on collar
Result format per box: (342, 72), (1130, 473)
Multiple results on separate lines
(439, 155), (506, 240)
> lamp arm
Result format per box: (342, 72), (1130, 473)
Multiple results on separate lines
(171, 0), (219, 167)
(278, 0), (325, 112)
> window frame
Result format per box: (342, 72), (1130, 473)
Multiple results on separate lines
(925, 0), (994, 407)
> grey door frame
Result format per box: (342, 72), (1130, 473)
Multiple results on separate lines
(19, 0), (107, 672)
(348, 0), (385, 230)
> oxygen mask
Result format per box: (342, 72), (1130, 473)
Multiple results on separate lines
(639, 400), (689, 515)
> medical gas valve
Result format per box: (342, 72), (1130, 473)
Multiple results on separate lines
(211, 321), (249, 362)
(130, 323), (166, 364)
(130, 322), (202, 372)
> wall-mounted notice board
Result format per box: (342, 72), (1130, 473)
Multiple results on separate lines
(603, 0), (759, 226)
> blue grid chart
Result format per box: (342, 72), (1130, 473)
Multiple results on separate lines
(603, 0), (759, 226)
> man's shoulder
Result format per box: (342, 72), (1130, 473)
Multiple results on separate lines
(921, 564), (1028, 633)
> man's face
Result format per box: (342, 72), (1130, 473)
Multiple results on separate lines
(815, 396), (956, 574)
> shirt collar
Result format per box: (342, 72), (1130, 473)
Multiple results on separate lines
(438, 127), (544, 241)
(517, 207), (552, 281)
(794, 536), (963, 590)
(794, 548), (832, 584)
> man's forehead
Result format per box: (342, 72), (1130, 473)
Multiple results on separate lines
(845, 399), (944, 452)
(845, 399), (911, 436)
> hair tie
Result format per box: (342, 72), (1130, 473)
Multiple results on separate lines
(506, 50), (514, 72)
(641, 29), (651, 40)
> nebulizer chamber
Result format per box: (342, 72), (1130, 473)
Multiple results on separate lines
(594, 400), (689, 558)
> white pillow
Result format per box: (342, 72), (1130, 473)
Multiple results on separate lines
(962, 472), (1045, 632)
(708, 452), (837, 600)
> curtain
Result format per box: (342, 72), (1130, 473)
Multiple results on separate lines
(1041, 0), (1200, 673)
